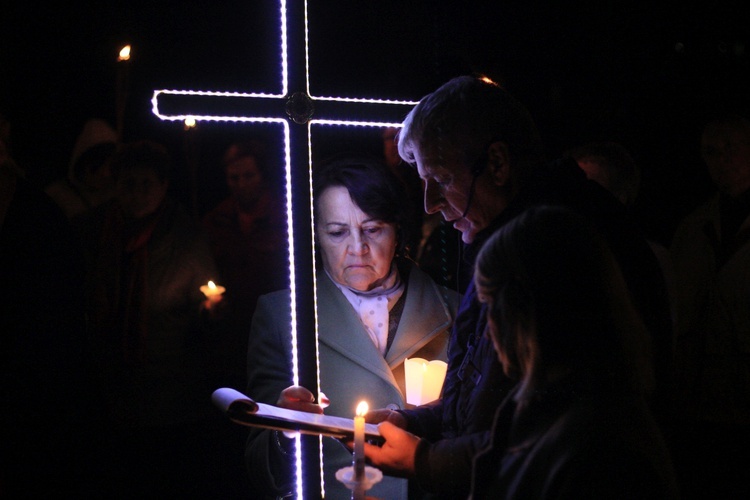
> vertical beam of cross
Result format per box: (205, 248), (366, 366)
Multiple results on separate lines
(151, 1), (417, 498)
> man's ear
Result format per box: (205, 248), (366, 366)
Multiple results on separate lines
(487, 141), (511, 187)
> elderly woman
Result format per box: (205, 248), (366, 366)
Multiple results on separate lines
(468, 205), (679, 499)
(244, 155), (459, 500)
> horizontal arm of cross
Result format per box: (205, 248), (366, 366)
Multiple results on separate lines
(152, 89), (416, 126)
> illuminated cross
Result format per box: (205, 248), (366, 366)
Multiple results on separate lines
(151, 1), (417, 498)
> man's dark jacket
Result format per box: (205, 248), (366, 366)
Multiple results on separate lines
(401, 158), (674, 499)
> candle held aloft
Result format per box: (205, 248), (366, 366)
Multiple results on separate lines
(115, 43), (132, 142)
(200, 280), (226, 302)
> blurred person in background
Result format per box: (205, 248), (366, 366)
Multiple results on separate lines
(45, 118), (118, 219)
(74, 139), (221, 497)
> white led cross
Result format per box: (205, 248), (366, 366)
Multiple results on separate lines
(151, 1), (417, 498)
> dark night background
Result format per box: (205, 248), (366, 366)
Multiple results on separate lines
(2, 0), (749, 244)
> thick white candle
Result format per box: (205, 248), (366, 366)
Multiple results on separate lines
(404, 358), (448, 405)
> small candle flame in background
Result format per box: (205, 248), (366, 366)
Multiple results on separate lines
(184, 116), (197, 130)
(118, 44), (131, 62)
(200, 280), (226, 303)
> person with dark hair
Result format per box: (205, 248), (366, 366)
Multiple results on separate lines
(74, 139), (220, 496)
(469, 205), (678, 499)
(361, 75), (674, 498)
(244, 154), (459, 499)
(201, 138), (289, 391)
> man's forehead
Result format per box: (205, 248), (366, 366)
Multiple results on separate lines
(416, 153), (464, 175)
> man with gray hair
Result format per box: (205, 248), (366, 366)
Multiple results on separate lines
(363, 75), (674, 498)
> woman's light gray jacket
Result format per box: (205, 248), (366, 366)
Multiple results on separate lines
(245, 263), (459, 500)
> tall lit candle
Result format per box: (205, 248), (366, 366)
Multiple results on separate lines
(182, 116), (200, 217)
(353, 400), (368, 499)
(115, 44), (131, 142)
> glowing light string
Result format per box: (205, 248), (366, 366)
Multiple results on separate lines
(151, 1), (417, 498)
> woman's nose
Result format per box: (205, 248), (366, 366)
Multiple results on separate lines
(348, 233), (369, 254)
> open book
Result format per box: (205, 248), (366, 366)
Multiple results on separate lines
(212, 388), (384, 444)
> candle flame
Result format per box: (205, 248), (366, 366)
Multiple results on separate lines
(118, 45), (131, 62)
(356, 401), (368, 417)
(422, 362), (427, 372)
(207, 280), (217, 290)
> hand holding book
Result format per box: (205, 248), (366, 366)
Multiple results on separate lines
(211, 388), (383, 444)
